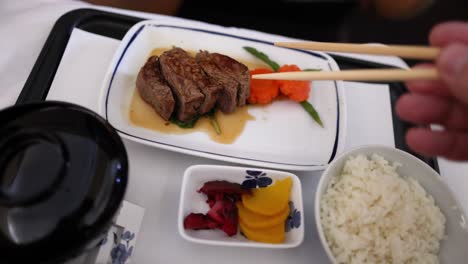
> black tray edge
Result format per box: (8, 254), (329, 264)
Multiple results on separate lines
(16, 8), (142, 104)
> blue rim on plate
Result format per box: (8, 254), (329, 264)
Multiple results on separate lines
(102, 23), (344, 169)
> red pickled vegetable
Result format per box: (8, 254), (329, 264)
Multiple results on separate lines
(219, 202), (238, 236)
(198, 180), (250, 197)
(184, 180), (242, 237)
(184, 213), (220, 230)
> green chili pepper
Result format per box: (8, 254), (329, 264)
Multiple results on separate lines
(243, 46), (280, 71)
(300, 101), (324, 128)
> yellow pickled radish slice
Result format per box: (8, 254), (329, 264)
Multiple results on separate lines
(242, 177), (292, 216)
(237, 202), (289, 229)
(239, 221), (285, 244)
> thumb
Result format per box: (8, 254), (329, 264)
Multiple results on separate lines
(437, 43), (468, 105)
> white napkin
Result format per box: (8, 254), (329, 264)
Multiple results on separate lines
(47, 29), (119, 112)
(46, 28), (398, 264)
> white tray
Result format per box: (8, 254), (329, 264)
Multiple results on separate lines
(47, 23), (396, 263)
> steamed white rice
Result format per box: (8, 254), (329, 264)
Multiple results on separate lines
(320, 154), (446, 264)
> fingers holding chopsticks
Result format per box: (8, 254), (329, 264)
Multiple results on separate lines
(396, 93), (468, 130)
(405, 128), (468, 161)
(405, 64), (452, 97)
(397, 75), (468, 161)
(396, 21), (468, 161)
(435, 43), (468, 105)
(430, 22), (468, 47)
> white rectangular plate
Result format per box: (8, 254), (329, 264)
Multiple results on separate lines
(99, 21), (346, 171)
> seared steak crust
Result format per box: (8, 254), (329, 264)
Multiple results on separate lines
(204, 52), (250, 107)
(196, 51), (238, 113)
(136, 56), (175, 121)
(159, 48), (205, 122)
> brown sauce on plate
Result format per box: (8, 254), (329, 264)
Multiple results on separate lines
(129, 90), (254, 144)
(129, 47), (265, 144)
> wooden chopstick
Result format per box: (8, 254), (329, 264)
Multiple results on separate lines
(275, 42), (440, 60)
(251, 68), (440, 82)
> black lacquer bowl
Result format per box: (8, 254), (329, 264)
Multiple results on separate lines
(0, 101), (128, 263)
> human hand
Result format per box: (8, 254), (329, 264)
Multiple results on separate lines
(396, 22), (468, 160)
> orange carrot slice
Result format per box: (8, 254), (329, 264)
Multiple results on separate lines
(278, 64), (311, 102)
(248, 68), (279, 105)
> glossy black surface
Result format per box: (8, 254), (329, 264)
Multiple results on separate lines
(0, 101), (128, 263)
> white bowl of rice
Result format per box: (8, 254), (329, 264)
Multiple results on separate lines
(315, 145), (468, 264)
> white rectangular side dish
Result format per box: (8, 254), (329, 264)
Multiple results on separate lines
(178, 164), (304, 248)
(99, 21), (346, 171)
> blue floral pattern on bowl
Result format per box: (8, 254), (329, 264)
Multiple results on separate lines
(241, 170), (273, 189)
(285, 201), (301, 232)
(111, 230), (135, 264)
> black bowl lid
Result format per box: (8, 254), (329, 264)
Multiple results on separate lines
(0, 101), (128, 263)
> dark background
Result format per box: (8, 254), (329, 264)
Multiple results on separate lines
(177, 0), (468, 45)
(84, 0), (468, 66)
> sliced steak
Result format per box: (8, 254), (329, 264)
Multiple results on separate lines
(196, 51), (238, 113)
(159, 48), (205, 122)
(202, 52), (250, 107)
(160, 48), (221, 120)
(136, 56), (175, 121)
(174, 50), (222, 114)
